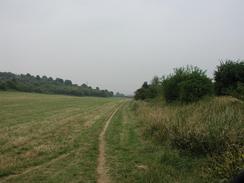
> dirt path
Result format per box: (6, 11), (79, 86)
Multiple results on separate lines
(96, 103), (123, 183)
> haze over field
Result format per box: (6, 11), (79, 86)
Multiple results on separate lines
(0, 0), (244, 94)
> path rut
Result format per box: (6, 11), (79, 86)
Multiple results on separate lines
(96, 102), (123, 183)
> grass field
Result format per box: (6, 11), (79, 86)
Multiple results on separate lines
(0, 92), (243, 183)
(106, 101), (204, 183)
(0, 92), (123, 183)
(131, 97), (244, 182)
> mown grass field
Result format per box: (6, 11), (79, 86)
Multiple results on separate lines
(0, 92), (243, 183)
(0, 92), (123, 183)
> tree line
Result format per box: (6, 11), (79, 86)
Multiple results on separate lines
(135, 60), (244, 102)
(0, 72), (114, 97)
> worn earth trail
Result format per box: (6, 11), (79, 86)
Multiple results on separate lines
(96, 102), (124, 183)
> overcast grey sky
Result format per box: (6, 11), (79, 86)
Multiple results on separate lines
(0, 0), (243, 94)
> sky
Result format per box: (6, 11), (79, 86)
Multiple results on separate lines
(0, 0), (244, 95)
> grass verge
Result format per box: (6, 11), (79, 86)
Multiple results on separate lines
(106, 101), (206, 183)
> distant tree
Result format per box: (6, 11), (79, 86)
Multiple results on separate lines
(48, 77), (53, 82)
(214, 60), (244, 96)
(64, 80), (72, 85)
(115, 92), (125, 97)
(6, 79), (17, 90)
(0, 81), (6, 90)
(109, 91), (114, 96)
(150, 76), (162, 98)
(134, 82), (149, 100)
(151, 76), (160, 86)
(81, 83), (88, 88)
(0, 72), (114, 97)
(36, 75), (41, 80)
(142, 82), (149, 89)
(134, 79), (162, 100)
(55, 78), (64, 84)
(42, 76), (48, 80)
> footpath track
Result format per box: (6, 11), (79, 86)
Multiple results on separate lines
(96, 101), (125, 183)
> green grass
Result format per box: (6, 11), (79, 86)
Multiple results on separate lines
(132, 97), (244, 182)
(0, 91), (122, 183)
(106, 101), (205, 183)
(1, 91), (243, 183)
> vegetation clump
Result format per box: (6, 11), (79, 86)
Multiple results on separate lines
(214, 60), (244, 99)
(134, 96), (244, 182)
(133, 61), (244, 181)
(135, 66), (214, 103)
(0, 72), (114, 97)
(162, 66), (213, 103)
(135, 60), (244, 102)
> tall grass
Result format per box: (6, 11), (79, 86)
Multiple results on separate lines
(134, 97), (244, 181)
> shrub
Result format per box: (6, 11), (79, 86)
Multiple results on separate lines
(162, 66), (213, 103)
(214, 60), (244, 96)
(134, 81), (160, 100)
(179, 77), (213, 102)
(135, 87), (147, 100)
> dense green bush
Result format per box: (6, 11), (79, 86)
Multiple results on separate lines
(214, 60), (244, 96)
(162, 66), (213, 103)
(134, 66), (213, 103)
(134, 80), (160, 100)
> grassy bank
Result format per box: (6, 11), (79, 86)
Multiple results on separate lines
(134, 97), (244, 182)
